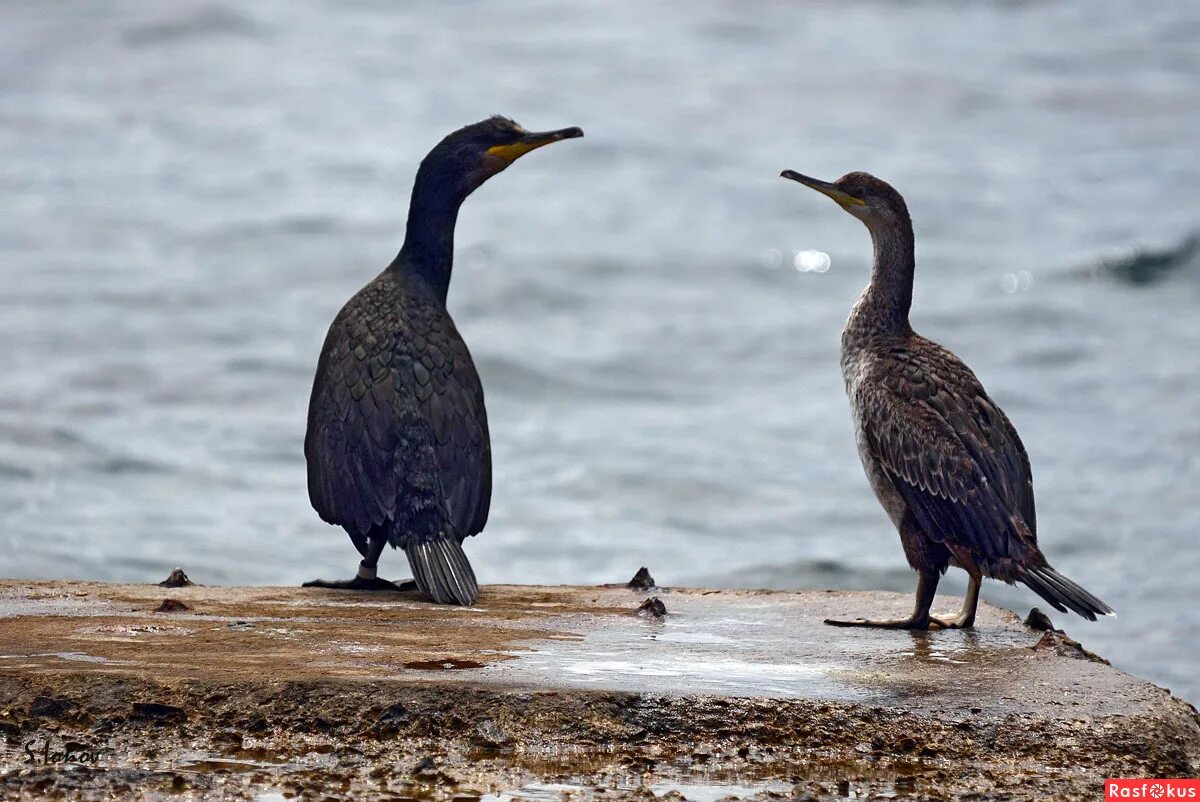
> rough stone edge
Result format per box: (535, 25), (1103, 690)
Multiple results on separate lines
(3, 670), (1197, 778)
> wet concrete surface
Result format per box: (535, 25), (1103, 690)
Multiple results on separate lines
(0, 579), (1196, 800)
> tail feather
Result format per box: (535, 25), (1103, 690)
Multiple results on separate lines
(1020, 565), (1114, 621)
(406, 535), (479, 606)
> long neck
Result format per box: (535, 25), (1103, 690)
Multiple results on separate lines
(393, 166), (466, 301)
(856, 217), (915, 334)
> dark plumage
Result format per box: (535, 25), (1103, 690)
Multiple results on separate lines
(303, 117), (583, 605)
(781, 169), (1113, 629)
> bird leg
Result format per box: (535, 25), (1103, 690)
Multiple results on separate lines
(929, 574), (980, 629)
(303, 535), (417, 592)
(825, 572), (941, 630)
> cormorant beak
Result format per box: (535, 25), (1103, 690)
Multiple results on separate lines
(780, 170), (866, 208)
(486, 127), (584, 164)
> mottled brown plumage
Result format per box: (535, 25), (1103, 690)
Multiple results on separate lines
(781, 169), (1113, 628)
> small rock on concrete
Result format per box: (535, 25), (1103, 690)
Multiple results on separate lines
(130, 702), (186, 723)
(1025, 607), (1057, 631)
(29, 696), (74, 718)
(637, 597), (667, 618)
(1032, 629), (1110, 665)
(158, 569), (193, 588)
(627, 567), (656, 590)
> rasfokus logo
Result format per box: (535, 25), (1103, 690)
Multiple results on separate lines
(1107, 780), (1200, 800)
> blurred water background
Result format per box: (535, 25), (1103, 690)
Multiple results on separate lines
(1, 1), (1197, 701)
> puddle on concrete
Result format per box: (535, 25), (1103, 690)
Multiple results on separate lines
(913, 650), (967, 664)
(33, 651), (138, 666)
(647, 631), (737, 645)
(456, 589), (1041, 702)
(484, 591), (1039, 700)
(560, 657), (829, 693)
(493, 598), (875, 700)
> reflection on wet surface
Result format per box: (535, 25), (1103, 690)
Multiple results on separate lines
(487, 589), (1035, 703)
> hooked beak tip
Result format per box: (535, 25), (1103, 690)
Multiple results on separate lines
(779, 170), (865, 207)
(780, 169), (824, 188)
(530, 126), (583, 144)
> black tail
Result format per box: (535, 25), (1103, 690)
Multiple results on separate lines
(1020, 565), (1114, 621)
(406, 535), (479, 606)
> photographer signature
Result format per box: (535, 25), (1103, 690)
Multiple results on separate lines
(22, 735), (103, 765)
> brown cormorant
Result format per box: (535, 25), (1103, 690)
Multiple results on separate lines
(780, 169), (1114, 629)
(303, 116), (583, 605)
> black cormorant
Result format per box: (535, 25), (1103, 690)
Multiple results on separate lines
(303, 116), (583, 605)
(780, 169), (1114, 629)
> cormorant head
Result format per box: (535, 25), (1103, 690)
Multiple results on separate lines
(417, 116), (584, 199)
(780, 170), (910, 232)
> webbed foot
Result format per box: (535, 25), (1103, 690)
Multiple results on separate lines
(928, 611), (975, 630)
(824, 615), (935, 630)
(302, 576), (417, 592)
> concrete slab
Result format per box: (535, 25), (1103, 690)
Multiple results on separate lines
(0, 580), (1196, 800)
